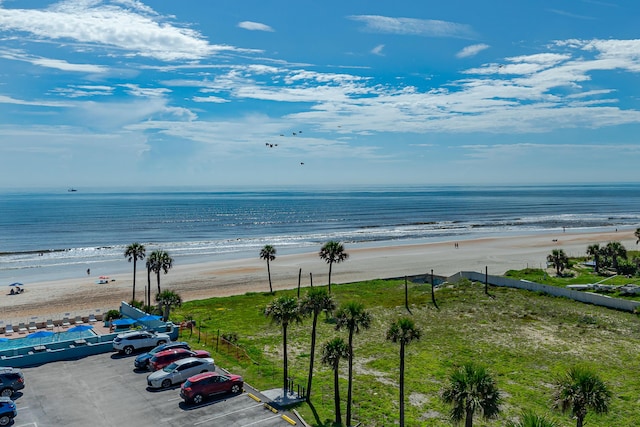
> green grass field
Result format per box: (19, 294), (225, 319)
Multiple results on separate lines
(172, 277), (640, 426)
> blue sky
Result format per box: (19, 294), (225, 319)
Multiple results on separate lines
(1, 0), (639, 189)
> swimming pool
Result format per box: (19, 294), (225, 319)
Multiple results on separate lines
(0, 330), (96, 351)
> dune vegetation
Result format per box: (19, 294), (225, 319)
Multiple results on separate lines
(172, 275), (640, 426)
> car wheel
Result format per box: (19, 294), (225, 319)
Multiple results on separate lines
(231, 384), (241, 394)
(0, 388), (12, 397)
(0, 414), (10, 426)
(157, 340), (166, 345)
(123, 346), (134, 355)
(193, 394), (204, 405)
(161, 379), (171, 388)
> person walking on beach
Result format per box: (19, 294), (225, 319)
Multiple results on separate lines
(87, 268), (90, 275)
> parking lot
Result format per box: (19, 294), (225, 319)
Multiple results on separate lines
(11, 351), (301, 427)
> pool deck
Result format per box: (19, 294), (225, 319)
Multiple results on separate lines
(1, 311), (111, 338)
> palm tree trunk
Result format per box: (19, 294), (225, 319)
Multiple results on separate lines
(306, 313), (318, 401)
(465, 408), (473, 427)
(156, 270), (161, 295)
(399, 341), (405, 427)
(146, 267), (151, 308)
(267, 260), (273, 293)
(328, 261), (333, 293)
(333, 361), (342, 425)
(132, 260), (137, 302)
(577, 415), (584, 427)
(346, 329), (354, 426)
(283, 323), (288, 393)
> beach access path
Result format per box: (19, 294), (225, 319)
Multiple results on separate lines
(1, 229), (636, 325)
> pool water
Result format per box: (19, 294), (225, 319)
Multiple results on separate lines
(0, 330), (96, 351)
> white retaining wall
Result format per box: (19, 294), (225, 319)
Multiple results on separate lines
(450, 271), (640, 313)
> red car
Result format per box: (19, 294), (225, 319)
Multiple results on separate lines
(148, 349), (211, 371)
(180, 372), (243, 404)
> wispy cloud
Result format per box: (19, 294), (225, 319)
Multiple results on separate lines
(0, 49), (108, 73)
(547, 9), (595, 20)
(348, 15), (477, 39)
(192, 95), (230, 103)
(238, 21), (274, 32)
(371, 44), (385, 56)
(456, 44), (490, 58)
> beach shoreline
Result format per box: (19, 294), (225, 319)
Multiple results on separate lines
(1, 228), (636, 325)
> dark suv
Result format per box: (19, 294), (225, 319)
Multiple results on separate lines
(0, 367), (24, 398)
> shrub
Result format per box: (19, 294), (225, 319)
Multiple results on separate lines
(105, 309), (121, 321)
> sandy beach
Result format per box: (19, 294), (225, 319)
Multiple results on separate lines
(1, 229), (637, 325)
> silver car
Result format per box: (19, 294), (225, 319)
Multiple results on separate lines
(113, 330), (171, 355)
(146, 357), (215, 389)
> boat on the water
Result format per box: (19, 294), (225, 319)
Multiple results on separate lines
(67, 188), (77, 192)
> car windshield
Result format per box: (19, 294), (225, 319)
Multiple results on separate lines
(163, 363), (178, 372)
(149, 347), (164, 355)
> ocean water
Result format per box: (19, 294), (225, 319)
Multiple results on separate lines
(1, 184), (639, 284)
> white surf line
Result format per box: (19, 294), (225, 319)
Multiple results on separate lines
(193, 402), (264, 425)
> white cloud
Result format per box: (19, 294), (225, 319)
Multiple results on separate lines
(192, 95), (229, 103)
(32, 57), (108, 73)
(237, 21), (274, 32)
(0, 1), (227, 61)
(51, 85), (114, 98)
(348, 15), (477, 39)
(119, 84), (171, 97)
(456, 44), (489, 58)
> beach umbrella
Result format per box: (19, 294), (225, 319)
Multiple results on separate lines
(137, 314), (161, 322)
(8, 282), (23, 287)
(27, 330), (54, 339)
(111, 318), (137, 326)
(68, 324), (94, 332)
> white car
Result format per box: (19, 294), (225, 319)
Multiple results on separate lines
(112, 331), (171, 355)
(147, 357), (215, 389)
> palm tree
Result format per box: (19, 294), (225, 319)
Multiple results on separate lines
(386, 318), (422, 427)
(321, 337), (349, 426)
(586, 244), (601, 274)
(300, 288), (336, 401)
(335, 301), (372, 427)
(319, 241), (349, 293)
(547, 249), (569, 276)
(635, 227), (640, 245)
(604, 241), (626, 274)
(506, 410), (558, 427)
(264, 296), (304, 392)
(156, 290), (182, 321)
(259, 245), (277, 293)
(440, 363), (502, 427)
(124, 242), (146, 303)
(147, 250), (173, 295)
(553, 366), (611, 427)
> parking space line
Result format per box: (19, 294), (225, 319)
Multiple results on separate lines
(240, 414), (283, 426)
(193, 402), (264, 425)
